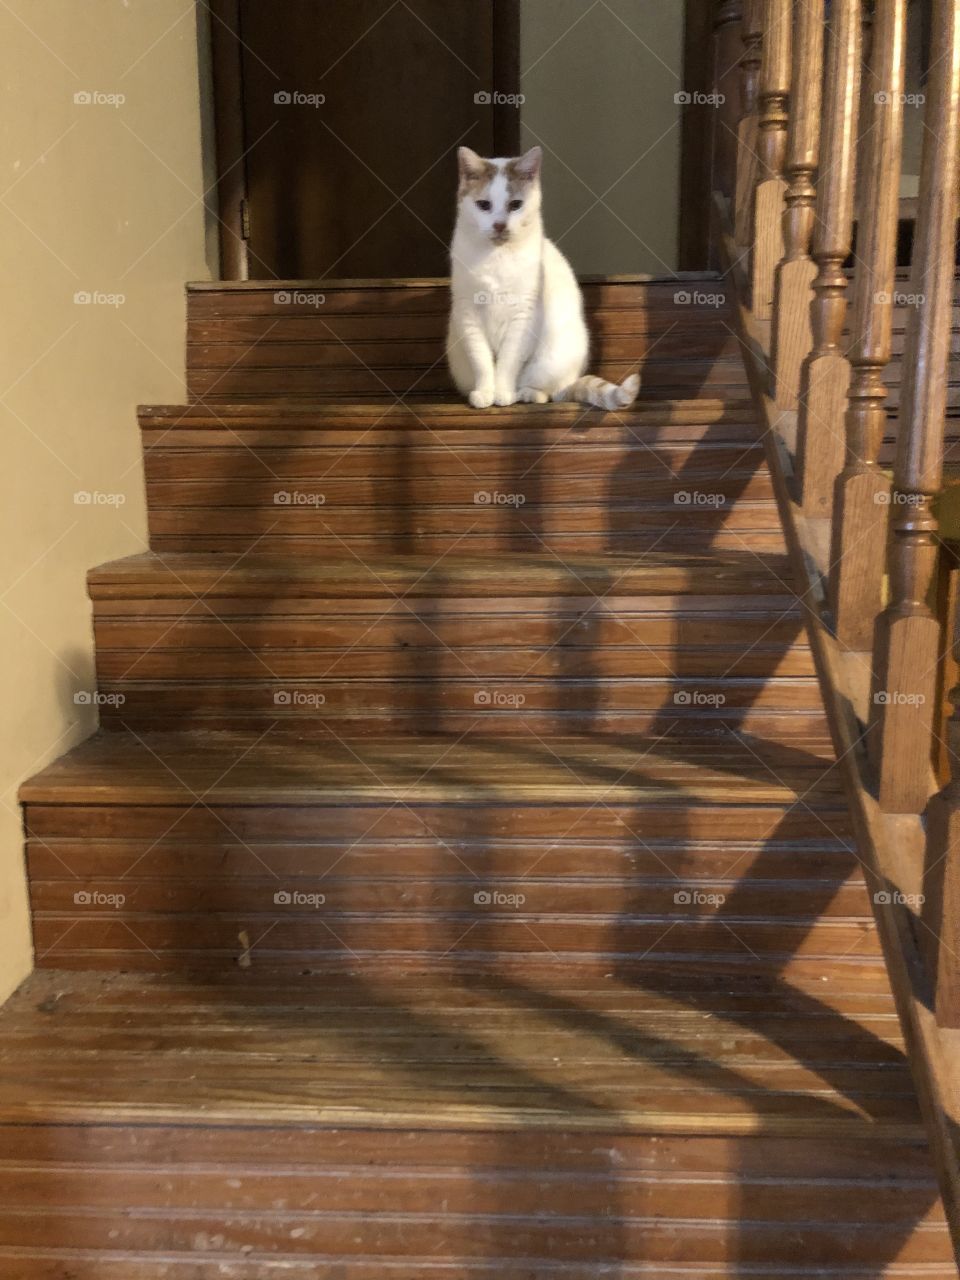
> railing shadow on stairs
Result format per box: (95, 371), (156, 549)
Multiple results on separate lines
(698, 0), (960, 1259)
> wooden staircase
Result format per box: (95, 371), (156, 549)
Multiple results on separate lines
(4, 276), (957, 1276)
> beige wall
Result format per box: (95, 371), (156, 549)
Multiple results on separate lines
(520, 0), (684, 276)
(0, 0), (210, 1001)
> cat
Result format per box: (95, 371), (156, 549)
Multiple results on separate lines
(446, 145), (640, 411)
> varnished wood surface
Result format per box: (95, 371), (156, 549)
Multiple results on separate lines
(186, 277), (750, 403)
(87, 550), (796, 599)
(0, 965), (951, 1275)
(718, 205), (960, 1262)
(19, 730), (849, 807)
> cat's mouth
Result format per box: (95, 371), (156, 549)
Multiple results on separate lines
(491, 230), (510, 244)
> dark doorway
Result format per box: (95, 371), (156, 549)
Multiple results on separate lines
(210, 0), (521, 279)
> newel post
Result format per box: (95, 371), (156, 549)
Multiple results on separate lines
(751, 0), (791, 322)
(869, 0), (960, 815)
(770, 0), (824, 410)
(794, 0), (862, 519)
(734, 0), (764, 246)
(828, 0), (907, 650)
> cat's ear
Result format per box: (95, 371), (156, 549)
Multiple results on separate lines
(458, 147), (487, 181)
(513, 146), (543, 182)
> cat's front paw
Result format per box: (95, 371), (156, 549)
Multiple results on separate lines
(494, 386), (518, 407)
(518, 386), (549, 404)
(468, 385), (495, 409)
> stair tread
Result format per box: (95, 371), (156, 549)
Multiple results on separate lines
(88, 550), (796, 598)
(20, 730), (846, 806)
(0, 967), (922, 1138)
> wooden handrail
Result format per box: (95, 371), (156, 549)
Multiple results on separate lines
(770, 0), (823, 411)
(828, 0), (907, 651)
(751, 0), (791, 321)
(794, 0), (862, 519)
(734, 0), (764, 246)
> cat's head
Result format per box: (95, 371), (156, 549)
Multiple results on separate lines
(456, 146), (543, 244)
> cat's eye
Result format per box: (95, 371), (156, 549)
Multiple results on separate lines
(508, 199), (523, 211)
(476, 199), (492, 211)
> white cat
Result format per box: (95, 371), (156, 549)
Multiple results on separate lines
(446, 145), (640, 411)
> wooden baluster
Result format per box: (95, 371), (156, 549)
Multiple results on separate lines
(869, 0), (960, 816)
(794, 0), (862, 518)
(734, 0), (764, 245)
(712, 1), (745, 201)
(751, 0), (791, 322)
(828, 0), (907, 650)
(928, 548), (960, 1025)
(770, 0), (824, 410)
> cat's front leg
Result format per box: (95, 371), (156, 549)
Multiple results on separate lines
(456, 319), (496, 409)
(493, 316), (532, 406)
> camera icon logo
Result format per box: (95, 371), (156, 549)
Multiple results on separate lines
(673, 690), (691, 705)
(874, 890), (892, 904)
(875, 91), (891, 104)
(74, 691), (92, 705)
(275, 91), (292, 105)
(74, 890), (92, 905)
(474, 491), (492, 505)
(474, 690), (491, 705)
(674, 91), (692, 105)
(274, 491), (292, 505)
(74, 91), (92, 105)
(474, 891), (492, 905)
(474, 91), (492, 105)
(674, 491), (692, 505)
(274, 890), (292, 905)
(674, 290), (691, 305)
(274, 291), (292, 305)
(274, 691), (292, 705)
(74, 291), (92, 305)
(674, 890), (692, 905)
(874, 690), (890, 705)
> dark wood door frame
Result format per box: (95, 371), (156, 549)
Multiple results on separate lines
(207, 0), (521, 280)
(208, 0), (250, 279)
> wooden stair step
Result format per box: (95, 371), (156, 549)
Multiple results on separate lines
(0, 967), (951, 1276)
(20, 730), (848, 807)
(20, 728), (853, 969)
(87, 550), (797, 600)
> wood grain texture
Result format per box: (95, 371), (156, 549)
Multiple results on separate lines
(734, 1), (764, 246)
(829, 0), (907, 651)
(186, 277), (749, 404)
(0, 967), (950, 1274)
(869, 0), (960, 814)
(717, 202), (960, 1265)
(750, 0), (791, 321)
(794, 0), (862, 517)
(770, 0), (824, 409)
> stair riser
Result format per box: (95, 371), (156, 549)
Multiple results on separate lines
(92, 591), (821, 738)
(29, 878), (869, 918)
(25, 838), (861, 882)
(0, 1124), (946, 1276)
(145, 474), (777, 506)
(0, 1209), (947, 1265)
(27, 804), (854, 842)
(29, 916), (882, 970)
(142, 440), (768, 481)
(95, 647), (817, 679)
(187, 281), (747, 403)
(150, 531), (790, 554)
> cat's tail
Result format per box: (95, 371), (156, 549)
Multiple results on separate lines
(555, 371), (641, 411)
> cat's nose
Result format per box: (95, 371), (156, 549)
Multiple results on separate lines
(493, 221), (507, 234)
